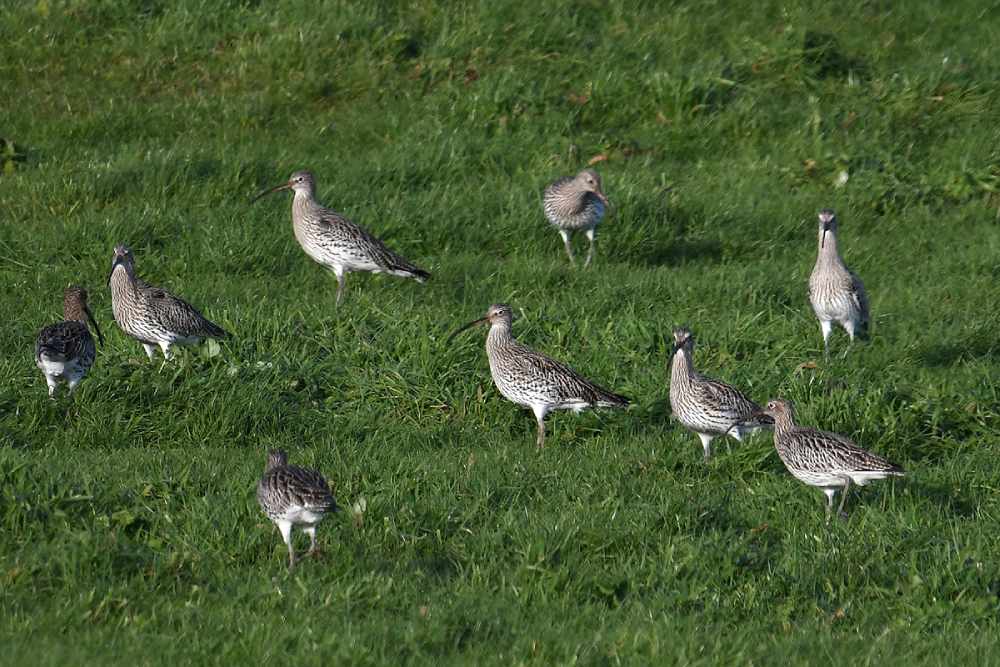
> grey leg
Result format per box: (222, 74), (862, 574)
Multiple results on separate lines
(142, 343), (158, 362)
(335, 269), (346, 306)
(532, 406), (548, 448)
(305, 526), (320, 557)
(697, 432), (714, 461)
(823, 488), (836, 525)
(559, 230), (575, 265)
(278, 521), (296, 570)
(820, 320), (832, 359)
(836, 477), (852, 518)
(584, 228), (596, 267)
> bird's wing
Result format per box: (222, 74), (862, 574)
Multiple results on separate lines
(141, 283), (228, 338)
(318, 209), (429, 279)
(694, 375), (762, 421)
(283, 466), (338, 511)
(515, 346), (628, 407)
(849, 271), (870, 325)
(35, 321), (92, 361)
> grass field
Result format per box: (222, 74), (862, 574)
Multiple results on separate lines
(2, 0), (1000, 663)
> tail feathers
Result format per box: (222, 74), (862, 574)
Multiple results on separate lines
(390, 263), (430, 282)
(203, 321), (229, 339)
(743, 412), (774, 428)
(594, 391), (630, 409)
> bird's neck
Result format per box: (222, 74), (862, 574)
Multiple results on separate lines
(815, 230), (843, 267)
(670, 348), (694, 385)
(772, 412), (797, 437)
(63, 301), (87, 323)
(292, 190), (320, 219)
(109, 265), (138, 299)
(486, 321), (514, 353)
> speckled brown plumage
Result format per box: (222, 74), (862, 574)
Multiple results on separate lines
(449, 303), (628, 447)
(107, 244), (228, 362)
(253, 170), (430, 304)
(808, 209), (869, 357)
(257, 449), (338, 569)
(759, 399), (903, 523)
(669, 328), (771, 460)
(35, 286), (103, 397)
(542, 169), (609, 266)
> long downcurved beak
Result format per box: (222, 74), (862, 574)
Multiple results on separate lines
(446, 316), (489, 344)
(596, 191), (610, 210)
(821, 220), (832, 249)
(251, 182), (291, 203)
(85, 305), (104, 346)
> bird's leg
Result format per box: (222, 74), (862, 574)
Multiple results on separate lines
(836, 477), (852, 519)
(334, 269), (347, 306)
(142, 343), (158, 362)
(278, 521), (296, 570)
(584, 228), (596, 268)
(304, 526), (321, 558)
(820, 320), (832, 360)
(823, 489), (837, 525)
(532, 406), (548, 449)
(697, 433), (714, 461)
(842, 320), (856, 359)
(558, 230), (575, 265)
(45, 376), (58, 399)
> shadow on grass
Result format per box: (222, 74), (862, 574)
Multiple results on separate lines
(918, 338), (996, 367)
(634, 237), (724, 268)
(906, 480), (977, 518)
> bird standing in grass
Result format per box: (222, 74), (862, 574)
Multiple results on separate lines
(257, 449), (338, 570)
(756, 398), (903, 524)
(107, 244), (228, 362)
(808, 209), (869, 357)
(669, 327), (772, 461)
(543, 169), (610, 267)
(35, 286), (103, 398)
(448, 303), (629, 448)
(253, 170), (430, 305)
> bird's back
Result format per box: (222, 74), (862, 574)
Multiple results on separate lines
(490, 339), (628, 410)
(543, 178), (605, 231)
(257, 464), (337, 524)
(298, 206), (430, 281)
(776, 425), (902, 482)
(35, 321), (95, 366)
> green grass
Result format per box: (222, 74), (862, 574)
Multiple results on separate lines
(2, 0), (1000, 663)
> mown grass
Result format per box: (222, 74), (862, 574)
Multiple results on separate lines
(2, 0), (1000, 663)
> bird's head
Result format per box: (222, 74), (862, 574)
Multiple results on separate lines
(575, 169), (609, 207)
(447, 303), (515, 343)
(64, 285), (104, 346)
(107, 244), (136, 285)
(672, 327), (694, 354)
(265, 449), (289, 471)
(252, 170), (316, 202)
(818, 209), (838, 248)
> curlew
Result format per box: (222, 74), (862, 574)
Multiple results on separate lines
(253, 170), (430, 304)
(756, 398), (903, 523)
(669, 327), (772, 460)
(257, 449), (338, 570)
(107, 244), (228, 362)
(35, 286), (103, 398)
(808, 209), (869, 357)
(448, 303), (628, 447)
(542, 169), (610, 267)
